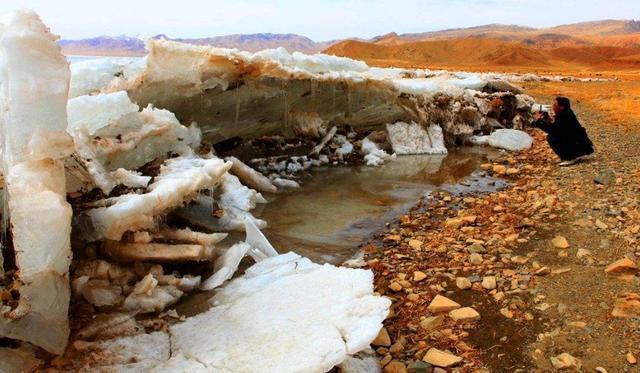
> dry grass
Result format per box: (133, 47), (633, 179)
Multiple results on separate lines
(523, 71), (640, 130)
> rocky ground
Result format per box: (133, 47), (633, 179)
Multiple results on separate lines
(362, 97), (640, 372)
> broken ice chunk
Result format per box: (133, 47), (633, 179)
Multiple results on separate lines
(386, 121), (448, 155)
(201, 242), (251, 290)
(82, 154), (232, 241)
(170, 252), (391, 372)
(226, 156), (277, 193)
(104, 241), (216, 262)
(123, 285), (183, 313)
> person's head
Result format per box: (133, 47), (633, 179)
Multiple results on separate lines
(553, 96), (571, 114)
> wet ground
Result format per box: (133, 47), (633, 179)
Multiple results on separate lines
(257, 147), (503, 264)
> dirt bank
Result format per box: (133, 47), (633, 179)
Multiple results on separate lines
(362, 96), (640, 372)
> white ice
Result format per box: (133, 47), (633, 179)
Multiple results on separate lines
(386, 122), (448, 155)
(472, 129), (533, 152)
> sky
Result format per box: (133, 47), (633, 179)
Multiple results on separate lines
(1, 0), (639, 41)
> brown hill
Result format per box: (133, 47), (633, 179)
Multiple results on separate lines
(324, 37), (640, 71)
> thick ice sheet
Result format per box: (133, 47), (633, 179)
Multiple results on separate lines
(0, 10), (73, 354)
(170, 252), (390, 373)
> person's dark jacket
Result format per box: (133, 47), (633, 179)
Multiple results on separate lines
(533, 108), (594, 161)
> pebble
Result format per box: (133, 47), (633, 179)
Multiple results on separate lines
(469, 253), (483, 265)
(407, 361), (432, 373)
(456, 277), (472, 290)
(372, 327), (391, 347)
(413, 271), (427, 282)
(482, 276), (497, 290)
(551, 236), (570, 249)
(605, 257), (638, 273)
(627, 352), (637, 365)
(384, 361), (408, 373)
(427, 295), (461, 313)
(449, 307), (480, 321)
(550, 353), (582, 370)
(423, 348), (462, 368)
(420, 315), (444, 332)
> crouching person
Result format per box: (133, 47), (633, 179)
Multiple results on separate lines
(533, 96), (594, 166)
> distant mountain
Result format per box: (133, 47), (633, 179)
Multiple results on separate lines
(60, 33), (337, 56)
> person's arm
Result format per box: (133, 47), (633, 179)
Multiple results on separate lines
(532, 112), (553, 133)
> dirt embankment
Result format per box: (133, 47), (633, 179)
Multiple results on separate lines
(362, 91), (640, 371)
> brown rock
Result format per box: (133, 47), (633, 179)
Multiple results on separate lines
(408, 239), (423, 250)
(372, 327), (391, 347)
(389, 282), (403, 292)
(482, 276), (497, 290)
(612, 293), (640, 318)
(423, 348), (462, 367)
(551, 236), (570, 249)
(550, 353), (582, 370)
(384, 361), (408, 373)
(427, 295), (461, 313)
(627, 352), (637, 365)
(492, 165), (507, 175)
(456, 277), (472, 290)
(413, 271), (427, 282)
(605, 258), (638, 274)
(420, 315), (444, 332)
(449, 307), (480, 321)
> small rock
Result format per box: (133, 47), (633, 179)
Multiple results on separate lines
(389, 282), (403, 292)
(550, 353), (582, 370)
(449, 307), (480, 321)
(605, 258), (638, 273)
(500, 308), (514, 318)
(420, 315), (444, 332)
(372, 327), (391, 347)
(492, 165), (507, 175)
(469, 253), (483, 265)
(444, 218), (464, 229)
(595, 219), (608, 230)
(456, 277), (472, 290)
(594, 168), (615, 185)
(466, 243), (486, 253)
(423, 348), (462, 368)
(482, 276), (497, 290)
(627, 352), (637, 365)
(551, 236), (570, 249)
(407, 360), (432, 373)
(384, 361), (408, 373)
(595, 367), (608, 373)
(408, 239), (423, 250)
(427, 295), (461, 313)
(389, 342), (404, 355)
(413, 271), (427, 282)
(576, 249), (591, 259)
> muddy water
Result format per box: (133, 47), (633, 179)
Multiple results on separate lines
(256, 147), (503, 264)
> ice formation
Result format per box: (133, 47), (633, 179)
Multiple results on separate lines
(472, 129), (534, 152)
(69, 56), (145, 98)
(0, 10), (73, 354)
(123, 39), (536, 146)
(386, 122), (448, 155)
(361, 138), (392, 166)
(65, 252), (390, 372)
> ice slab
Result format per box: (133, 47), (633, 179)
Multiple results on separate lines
(472, 129), (533, 151)
(170, 252), (390, 372)
(386, 122), (448, 155)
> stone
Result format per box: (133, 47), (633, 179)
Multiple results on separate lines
(466, 243), (486, 253)
(595, 219), (608, 230)
(408, 239), (423, 250)
(420, 315), (444, 332)
(413, 271), (427, 282)
(469, 253), (483, 265)
(449, 307), (480, 322)
(389, 282), (403, 292)
(605, 258), (638, 273)
(389, 342), (404, 355)
(576, 249), (591, 259)
(595, 367), (608, 373)
(627, 352), (637, 365)
(550, 353), (582, 370)
(551, 236), (570, 249)
(372, 327), (391, 347)
(500, 308), (514, 318)
(612, 293), (640, 318)
(407, 360), (432, 373)
(444, 218), (464, 229)
(427, 295), (461, 313)
(492, 165), (507, 175)
(456, 277), (472, 290)
(594, 168), (615, 185)
(482, 276), (497, 290)
(423, 348), (462, 368)
(384, 361), (408, 373)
